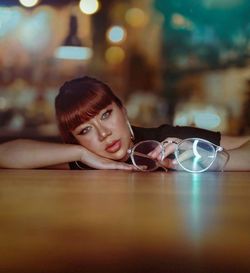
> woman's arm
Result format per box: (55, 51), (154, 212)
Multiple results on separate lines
(0, 139), (135, 170)
(220, 135), (250, 171)
(0, 139), (85, 169)
(224, 140), (250, 171)
(220, 135), (250, 150)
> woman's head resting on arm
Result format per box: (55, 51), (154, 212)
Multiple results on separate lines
(55, 76), (133, 162)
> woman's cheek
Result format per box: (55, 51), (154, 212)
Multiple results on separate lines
(78, 135), (96, 149)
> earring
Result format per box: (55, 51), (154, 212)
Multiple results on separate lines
(127, 119), (135, 141)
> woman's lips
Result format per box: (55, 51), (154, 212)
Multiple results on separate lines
(105, 140), (122, 153)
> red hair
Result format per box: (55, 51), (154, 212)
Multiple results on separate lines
(55, 76), (123, 144)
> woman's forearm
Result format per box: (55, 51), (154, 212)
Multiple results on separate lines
(221, 135), (250, 150)
(0, 139), (83, 169)
(224, 140), (250, 171)
(0, 139), (136, 171)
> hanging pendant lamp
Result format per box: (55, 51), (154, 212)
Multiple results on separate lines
(54, 14), (92, 61)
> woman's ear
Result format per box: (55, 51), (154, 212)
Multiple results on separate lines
(126, 119), (135, 141)
(122, 106), (128, 116)
(124, 116), (134, 141)
(120, 106), (134, 140)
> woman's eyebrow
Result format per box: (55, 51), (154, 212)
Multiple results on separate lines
(101, 105), (113, 113)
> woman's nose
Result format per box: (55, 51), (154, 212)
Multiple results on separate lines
(97, 125), (111, 141)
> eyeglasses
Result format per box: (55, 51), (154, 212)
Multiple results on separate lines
(128, 138), (230, 173)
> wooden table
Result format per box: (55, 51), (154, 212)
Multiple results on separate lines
(0, 170), (250, 273)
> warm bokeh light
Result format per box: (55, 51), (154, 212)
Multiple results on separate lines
(19, 0), (39, 8)
(79, 0), (99, 15)
(125, 8), (148, 28)
(172, 13), (185, 27)
(171, 13), (193, 30)
(105, 46), (125, 65)
(106, 26), (126, 43)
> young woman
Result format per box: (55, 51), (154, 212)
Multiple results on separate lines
(0, 76), (249, 171)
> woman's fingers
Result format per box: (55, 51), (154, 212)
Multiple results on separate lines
(148, 137), (182, 162)
(148, 144), (162, 159)
(80, 148), (136, 171)
(149, 140), (178, 159)
(173, 149), (194, 164)
(94, 159), (137, 171)
(159, 137), (183, 161)
(160, 143), (176, 161)
(153, 138), (182, 170)
(111, 162), (137, 171)
(158, 158), (177, 170)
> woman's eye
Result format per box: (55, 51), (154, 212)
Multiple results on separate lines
(80, 126), (91, 135)
(101, 109), (112, 120)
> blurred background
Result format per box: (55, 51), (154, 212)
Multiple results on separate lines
(0, 0), (249, 142)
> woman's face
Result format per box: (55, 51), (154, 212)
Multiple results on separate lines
(71, 102), (132, 161)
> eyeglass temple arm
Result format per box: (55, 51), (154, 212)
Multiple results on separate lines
(132, 151), (168, 171)
(132, 151), (155, 159)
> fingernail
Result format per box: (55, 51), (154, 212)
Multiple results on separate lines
(172, 159), (177, 164)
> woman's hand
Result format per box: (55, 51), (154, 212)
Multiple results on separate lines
(79, 146), (137, 171)
(148, 137), (183, 170)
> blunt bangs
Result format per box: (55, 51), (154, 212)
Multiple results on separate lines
(60, 91), (113, 133)
(55, 76), (123, 143)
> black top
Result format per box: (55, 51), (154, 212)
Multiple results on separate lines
(69, 124), (221, 170)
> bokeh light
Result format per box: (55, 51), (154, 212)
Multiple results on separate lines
(79, 0), (99, 15)
(105, 46), (125, 65)
(0, 7), (22, 38)
(125, 8), (148, 28)
(17, 11), (51, 53)
(171, 13), (193, 30)
(174, 106), (225, 131)
(19, 0), (39, 8)
(194, 111), (221, 130)
(54, 46), (93, 61)
(106, 26), (126, 43)
(174, 113), (190, 126)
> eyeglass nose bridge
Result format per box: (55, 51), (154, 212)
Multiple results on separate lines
(162, 140), (179, 146)
(216, 146), (223, 152)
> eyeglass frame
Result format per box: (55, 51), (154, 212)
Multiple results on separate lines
(128, 138), (230, 173)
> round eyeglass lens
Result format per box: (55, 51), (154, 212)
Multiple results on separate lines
(132, 141), (161, 171)
(175, 139), (216, 172)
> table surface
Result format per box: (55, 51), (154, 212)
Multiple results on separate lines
(0, 170), (250, 273)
